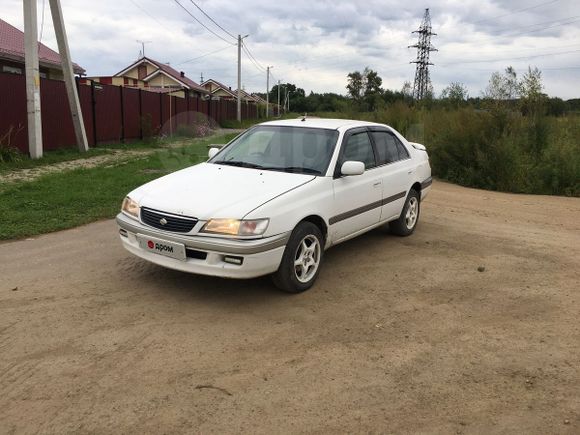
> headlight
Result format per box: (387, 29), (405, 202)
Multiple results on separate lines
(121, 196), (140, 219)
(202, 218), (269, 236)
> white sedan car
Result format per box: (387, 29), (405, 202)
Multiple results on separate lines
(117, 118), (431, 293)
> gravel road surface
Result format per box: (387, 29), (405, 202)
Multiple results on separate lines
(1, 181), (579, 434)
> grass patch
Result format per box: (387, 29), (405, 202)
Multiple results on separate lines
(0, 147), (110, 173)
(0, 131), (233, 174)
(0, 133), (238, 240)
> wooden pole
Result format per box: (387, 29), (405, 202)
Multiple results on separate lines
(48, 0), (89, 152)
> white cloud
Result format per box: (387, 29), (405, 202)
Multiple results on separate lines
(4, 0), (579, 98)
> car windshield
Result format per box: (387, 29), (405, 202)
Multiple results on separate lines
(210, 126), (339, 176)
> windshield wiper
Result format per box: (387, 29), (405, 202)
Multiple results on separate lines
(214, 160), (265, 169)
(214, 160), (321, 175)
(278, 166), (322, 175)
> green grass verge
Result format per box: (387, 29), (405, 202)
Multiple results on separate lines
(0, 134), (219, 174)
(0, 133), (238, 240)
(0, 147), (110, 173)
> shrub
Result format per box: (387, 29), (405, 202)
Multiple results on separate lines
(0, 126), (23, 163)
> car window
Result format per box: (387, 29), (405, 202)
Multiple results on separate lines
(342, 132), (376, 169)
(233, 129), (276, 156)
(370, 131), (400, 164)
(395, 138), (410, 160)
(211, 126), (339, 175)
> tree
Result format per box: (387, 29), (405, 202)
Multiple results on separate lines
(519, 66), (543, 102)
(363, 67), (382, 96)
(346, 67), (384, 111)
(401, 81), (413, 102)
(346, 71), (364, 101)
(440, 82), (469, 101)
(483, 66), (519, 101)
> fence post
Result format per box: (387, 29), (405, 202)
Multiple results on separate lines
(90, 79), (97, 146)
(186, 93), (190, 126)
(174, 93), (177, 132)
(159, 92), (163, 133)
(119, 86), (125, 143)
(138, 88), (143, 140)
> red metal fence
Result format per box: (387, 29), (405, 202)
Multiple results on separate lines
(0, 72), (258, 154)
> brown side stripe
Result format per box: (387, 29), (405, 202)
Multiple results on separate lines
(421, 177), (433, 189)
(329, 191), (406, 225)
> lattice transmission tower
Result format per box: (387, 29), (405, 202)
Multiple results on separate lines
(409, 8), (437, 100)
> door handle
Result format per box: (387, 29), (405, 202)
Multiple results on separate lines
(408, 169), (414, 174)
(373, 182), (381, 187)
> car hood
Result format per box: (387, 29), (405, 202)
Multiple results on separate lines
(130, 162), (315, 220)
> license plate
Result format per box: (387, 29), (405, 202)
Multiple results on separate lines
(137, 234), (187, 261)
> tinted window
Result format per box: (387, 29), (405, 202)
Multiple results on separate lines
(371, 131), (400, 164)
(342, 132), (376, 169)
(395, 139), (410, 160)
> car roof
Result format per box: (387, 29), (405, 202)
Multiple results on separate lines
(259, 118), (389, 131)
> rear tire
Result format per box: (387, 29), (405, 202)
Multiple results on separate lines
(272, 222), (324, 293)
(389, 189), (420, 236)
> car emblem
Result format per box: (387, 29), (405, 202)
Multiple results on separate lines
(159, 217), (168, 226)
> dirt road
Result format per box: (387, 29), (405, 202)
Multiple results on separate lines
(1, 181), (579, 434)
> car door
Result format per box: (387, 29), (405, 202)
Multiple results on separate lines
(369, 128), (414, 222)
(330, 128), (383, 242)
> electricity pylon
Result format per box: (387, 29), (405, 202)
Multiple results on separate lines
(409, 8), (437, 100)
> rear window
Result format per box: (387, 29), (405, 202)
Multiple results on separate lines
(371, 131), (410, 164)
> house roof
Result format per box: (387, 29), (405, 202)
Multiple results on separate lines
(115, 56), (208, 94)
(236, 89), (259, 102)
(201, 79), (237, 98)
(251, 94), (268, 104)
(0, 18), (85, 74)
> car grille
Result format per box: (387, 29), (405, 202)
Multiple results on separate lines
(140, 207), (197, 233)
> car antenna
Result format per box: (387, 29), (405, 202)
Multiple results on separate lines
(301, 113), (307, 122)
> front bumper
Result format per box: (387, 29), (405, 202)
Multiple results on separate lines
(116, 213), (289, 279)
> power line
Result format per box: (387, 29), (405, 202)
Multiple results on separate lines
(509, 17), (580, 36)
(172, 0), (235, 45)
(177, 45), (233, 65)
(440, 48), (580, 66)
(128, 0), (173, 32)
(498, 14), (580, 34)
(187, 0), (236, 39)
(242, 41), (266, 71)
(471, 0), (560, 25)
(242, 42), (266, 72)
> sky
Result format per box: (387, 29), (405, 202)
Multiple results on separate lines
(3, 0), (580, 99)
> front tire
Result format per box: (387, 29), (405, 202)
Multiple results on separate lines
(389, 189), (420, 236)
(272, 222), (324, 293)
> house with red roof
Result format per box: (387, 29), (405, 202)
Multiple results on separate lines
(200, 78), (237, 100)
(83, 56), (208, 98)
(0, 17), (85, 80)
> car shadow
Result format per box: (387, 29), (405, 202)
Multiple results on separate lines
(132, 226), (401, 305)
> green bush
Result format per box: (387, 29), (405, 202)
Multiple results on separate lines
(0, 126), (23, 163)
(315, 107), (579, 197)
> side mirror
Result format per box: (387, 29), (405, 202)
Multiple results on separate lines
(341, 161), (365, 176)
(208, 147), (220, 159)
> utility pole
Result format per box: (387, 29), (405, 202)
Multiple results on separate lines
(49, 0), (89, 151)
(23, 0), (43, 158)
(266, 66), (273, 118)
(236, 34), (249, 122)
(409, 8), (437, 100)
(277, 80), (281, 117)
